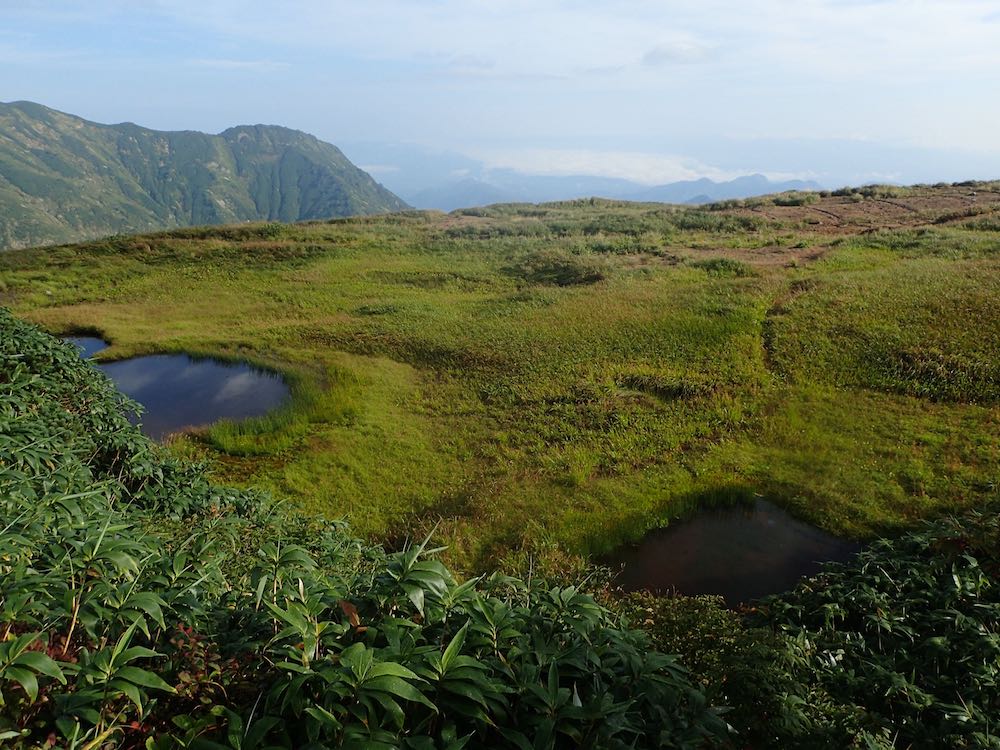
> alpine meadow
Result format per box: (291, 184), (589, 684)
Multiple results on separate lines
(3, 1), (1000, 747)
(3, 179), (1000, 749)
(4, 185), (999, 566)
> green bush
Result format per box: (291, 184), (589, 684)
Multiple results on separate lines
(670, 212), (764, 233)
(614, 594), (808, 745)
(588, 234), (660, 255)
(504, 250), (605, 287)
(964, 216), (1000, 232)
(444, 221), (550, 240)
(689, 257), (755, 278)
(874, 345), (998, 403)
(163, 222), (286, 241)
(772, 192), (818, 207)
(749, 508), (1000, 748)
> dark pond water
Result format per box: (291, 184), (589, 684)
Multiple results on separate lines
(605, 500), (861, 605)
(65, 336), (109, 358)
(65, 337), (290, 440)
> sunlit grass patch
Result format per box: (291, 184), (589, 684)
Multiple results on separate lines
(4, 189), (999, 571)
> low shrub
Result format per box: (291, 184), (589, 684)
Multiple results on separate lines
(689, 258), (756, 278)
(504, 250), (605, 286)
(964, 216), (1000, 232)
(864, 343), (999, 404)
(772, 192), (819, 207)
(670, 212), (765, 233)
(588, 233), (661, 255)
(752, 508), (1000, 748)
(614, 594), (822, 748)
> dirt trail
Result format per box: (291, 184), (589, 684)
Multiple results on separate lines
(808, 206), (844, 224)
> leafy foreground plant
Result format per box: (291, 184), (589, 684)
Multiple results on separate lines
(754, 509), (1000, 749)
(0, 307), (724, 748)
(616, 508), (1000, 749)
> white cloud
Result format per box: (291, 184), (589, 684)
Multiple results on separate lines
(473, 148), (740, 185)
(448, 54), (494, 71)
(213, 372), (258, 404)
(642, 39), (716, 66)
(7, 0), (1000, 173)
(142, 0), (1000, 78)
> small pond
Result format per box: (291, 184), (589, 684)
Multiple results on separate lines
(604, 500), (861, 605)
(65, 336), (290, 440)
(65, 336), (109, 358)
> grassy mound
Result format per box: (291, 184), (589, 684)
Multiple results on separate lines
(0, 309), (722, 748)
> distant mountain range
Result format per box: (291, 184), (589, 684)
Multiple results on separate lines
(405, 170), (822, 211)
(0, 101), (407, 250)
(341, 141), (823, 211)
(624, 174), (822, 204)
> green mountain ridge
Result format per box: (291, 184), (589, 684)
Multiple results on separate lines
(0, 101), (408, 249)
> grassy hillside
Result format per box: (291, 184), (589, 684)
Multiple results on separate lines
(0, 101), (408, 250)
(1, 183), (999, 571)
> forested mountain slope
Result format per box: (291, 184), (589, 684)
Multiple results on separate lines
(0, 101), (408, 249)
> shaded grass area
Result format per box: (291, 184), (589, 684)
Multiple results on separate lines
(2, 190), (999, 570)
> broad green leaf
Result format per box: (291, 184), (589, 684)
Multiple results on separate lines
(14, 651), (65, 682)
(442, 621), (470, 672)
(368, 662), (421, 681)
(4, 666), (39, 702)
(304, 705), (343, 729)
(110, 677), (144, 710)
(364, 675), (437, 711)
(401, 582), (425, 616)
(116, 666), (176, 693)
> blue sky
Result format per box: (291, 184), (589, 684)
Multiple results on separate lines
(3, 0), (1000, 185)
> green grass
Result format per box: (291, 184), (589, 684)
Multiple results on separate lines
(2, 190), (998, 570)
